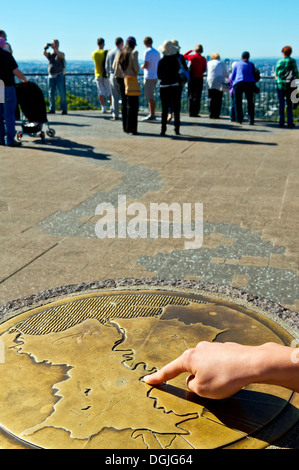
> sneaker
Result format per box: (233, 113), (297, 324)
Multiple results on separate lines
(142, 114), (156, 121)
(0, 141), (5, 146)
(61, 110), (67, 115)
(48, 110), (55, 114)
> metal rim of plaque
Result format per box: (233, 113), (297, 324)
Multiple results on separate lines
(0, 278), (298, 449)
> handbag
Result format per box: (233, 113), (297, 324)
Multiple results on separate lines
(124, 76), (141, 96)
(178, 56), (190, 86)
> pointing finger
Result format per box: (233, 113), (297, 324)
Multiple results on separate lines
(143, 354), (188, 385)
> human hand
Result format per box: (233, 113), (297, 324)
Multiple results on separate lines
(144, 341), (268, 400)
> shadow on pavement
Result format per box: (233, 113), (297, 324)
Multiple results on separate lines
(24, 137), (111, 161)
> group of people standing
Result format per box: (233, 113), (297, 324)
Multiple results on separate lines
(91, 36), (298, 136)
(91, 36), (210, 135)
(0, 28), (298, 146)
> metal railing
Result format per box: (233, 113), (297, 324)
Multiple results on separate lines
(24, 72), (281, 119)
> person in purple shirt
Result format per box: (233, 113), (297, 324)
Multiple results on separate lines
(230, 51), (257, 125)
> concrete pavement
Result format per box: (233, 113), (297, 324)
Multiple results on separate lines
(1, 110), (299, 313)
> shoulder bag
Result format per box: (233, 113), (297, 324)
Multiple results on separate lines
(124, 75), (141, 96)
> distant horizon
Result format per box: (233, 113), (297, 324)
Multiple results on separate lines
(17, 56), (299, 62)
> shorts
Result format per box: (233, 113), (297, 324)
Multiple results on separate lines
(144, 79), (157, 100)
(95, 77), (111, 96)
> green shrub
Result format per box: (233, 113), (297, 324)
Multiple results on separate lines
(45, 92), (97, 110)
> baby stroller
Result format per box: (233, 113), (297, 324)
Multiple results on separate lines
(15, 81), (55, 143)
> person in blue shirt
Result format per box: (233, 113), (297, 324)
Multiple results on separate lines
(230, 51), (257, 125)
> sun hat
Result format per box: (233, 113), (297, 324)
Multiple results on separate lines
(171, 39), (180, 50)
(158, 40), (179, 56)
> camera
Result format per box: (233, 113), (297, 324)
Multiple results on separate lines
(45, 43), (52, 49)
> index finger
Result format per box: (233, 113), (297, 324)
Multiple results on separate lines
(143, 354), (188, 385)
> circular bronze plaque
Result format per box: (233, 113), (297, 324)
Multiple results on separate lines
(0, 287), (298, 449)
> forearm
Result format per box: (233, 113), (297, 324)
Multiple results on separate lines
(13, 68), (27, 82)
(253, 342), (299, 392)
(184, 50), (193, 58)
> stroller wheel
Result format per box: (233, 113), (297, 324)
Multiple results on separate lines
(17, 131), (23, 142)
(46, 128), (55, 137)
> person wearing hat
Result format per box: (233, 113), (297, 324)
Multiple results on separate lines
(275, 46), (298, 128)
(165, 40), (188, 124)
(114, 36), (139, 135)
(157, 40), (181, 136)
(230, 51), (257, 125)
(0, 30), (12, 54)
(183, 44), (207, 117)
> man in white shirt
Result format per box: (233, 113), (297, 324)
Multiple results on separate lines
(141, 37), (160, 120)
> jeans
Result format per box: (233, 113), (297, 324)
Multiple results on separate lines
(233, 81), (255, 124)
(0, 85), (17, 145)
(277, 86), (294, 126)
(230, 94), (236, 121)
(48, 74), (67, 112)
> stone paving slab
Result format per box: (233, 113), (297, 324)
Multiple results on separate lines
(0, 111), (299, 315)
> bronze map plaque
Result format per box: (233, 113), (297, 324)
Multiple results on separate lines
(0, 288), (298, 449)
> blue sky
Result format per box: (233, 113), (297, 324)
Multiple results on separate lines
(2, 0), (299, 61)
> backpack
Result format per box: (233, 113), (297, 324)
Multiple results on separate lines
(284, 62), (296, 84)
(102, 50), (108, 78)
(252, 63), (260, 82)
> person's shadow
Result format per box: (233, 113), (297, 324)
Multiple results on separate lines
(23, 136), (111, 161)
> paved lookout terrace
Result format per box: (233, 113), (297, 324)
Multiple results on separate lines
(1, 111), (299, 317)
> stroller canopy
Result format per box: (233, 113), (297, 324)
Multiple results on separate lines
(16, 81), (48, 123)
